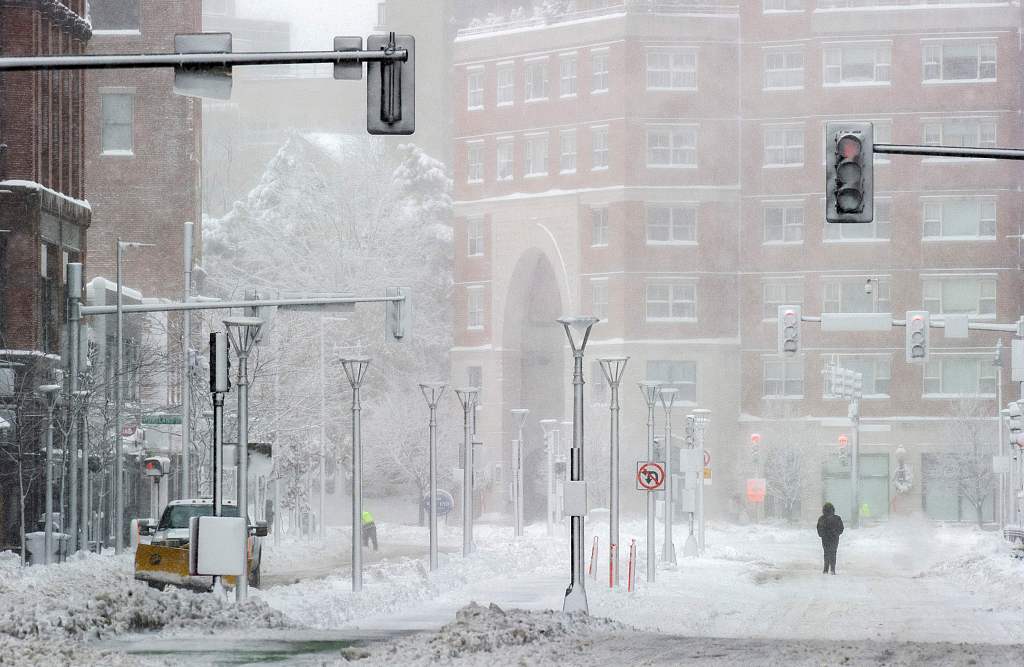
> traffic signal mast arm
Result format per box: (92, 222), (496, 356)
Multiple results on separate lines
(873, 143), (1024, 161)
(797, 313), (1023, 335)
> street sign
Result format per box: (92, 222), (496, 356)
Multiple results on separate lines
(121, 422), (137, 437)
(746, 478), (766, 503)
(703, 468), (712, 486)
(636, 461), (665, 491)
(422, 490), (455, 516)
(703, 450), (711, 467)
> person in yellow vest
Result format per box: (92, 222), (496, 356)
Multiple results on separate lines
(361, 510), (378, 551)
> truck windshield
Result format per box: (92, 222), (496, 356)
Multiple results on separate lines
(158, 504), (240, 530)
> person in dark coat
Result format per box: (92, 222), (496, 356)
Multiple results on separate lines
(816, 502), (844, 574)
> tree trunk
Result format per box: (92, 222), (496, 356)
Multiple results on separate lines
(18, 457), (26, 565)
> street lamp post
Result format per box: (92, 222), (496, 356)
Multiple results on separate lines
(419, 382), (446, 571)
(658, 387), (678, 565)
(638, 381), (662, 583)
(37, 384), (61, 564)
(539, 419), (558, 536)
(692, 408), (711, 554)
(557, 315), (598, 615)
(510, 408), (529, 537)
(74, 389), (91, 551)
(224, 316), (263, 602)
(66, 263), (82, 551)
(182, 222), (194, 500)
(340, 357), (371, 592)
(454, 387), (479, 557)
(598, 357), (628, 588)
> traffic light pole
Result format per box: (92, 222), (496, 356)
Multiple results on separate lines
(874, 143), (1024, 161)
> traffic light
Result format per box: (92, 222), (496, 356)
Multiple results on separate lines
(385, 287), (410, 341)
(209, 332), (231, 394)
(143, 456), (170, 477)
(826, 122), (873, 224)
(905, 311), (929, 363)
(1008, 402), (1022, 434)
(750, 433), (761, 463)
(778, 305), (801, 356)
(367, 33), (415, 135)
(837, 435), (849, 466)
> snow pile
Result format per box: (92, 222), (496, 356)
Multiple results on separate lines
(0, 636), (160, 667)
(916, 525), (1024, 613)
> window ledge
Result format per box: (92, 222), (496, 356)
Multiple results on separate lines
(922, 236), (996, 242)
(591, 89), (609, 95)
(591, 165), (609, 172)
(560, 93), (578, 99)
(763, 86), (804, 92)
(646, 164), (698, 169)
(646, 87), (698, 92)
(763, 163), (804, 169)
(468, 253), (484, 259)
(101, 150), (135, 157)
(92, 29), (142, 36)
(923, 79), (996, 85)
(763, 395), (805, 400)
(467, 105), (484, 112)
(591, 243), (609, 248)
(560, 168), (577, 175)
(525, 97), (549, 104)
(646, 241), (698, 247)
(496, 102), (514, 108)
(762, 240), (804, 246)
(923, 393), (996, 399)
(467, 179), (483, 185)
(467, 326), (484, 331)
(823, 81), (891, 88)
(823, 238), (889, 244)
(524, 173), (548, 179)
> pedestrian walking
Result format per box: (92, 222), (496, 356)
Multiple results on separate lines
(361, 510), (378, 551)
(816, 502), (844, 575)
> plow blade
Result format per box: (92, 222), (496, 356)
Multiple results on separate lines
(134, 543), (239, 590)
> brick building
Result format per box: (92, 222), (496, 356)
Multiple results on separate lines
(451, 0), (1023, 524)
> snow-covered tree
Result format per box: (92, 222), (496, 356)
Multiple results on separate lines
(941, 398), (997, 527)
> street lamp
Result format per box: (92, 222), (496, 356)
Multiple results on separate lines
(510, 408), (529, 538)
(419, 382), (446, 570)
(340, 356), (371, 592)
(223, 315), (263, 602)
(557, 315), (598, 615)
(658, 387), (678, 565)
(539, 419), (559, 536)
(454, 387), (479, 557)
(37, 383), (61, 564)
(598, 357), (628, 588)
(691, 408), (711, 554)
(638, 380), (662, 583)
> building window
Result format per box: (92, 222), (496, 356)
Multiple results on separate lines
(592, 208), (609, 247)
(591, 50), (609, 92)
(467, 366), (483, 400)
(763, 280), (804, 320)
(100, 92), (134, 154)
(645, 282), (696, 321)
(591, 126), (609, 170)
(823, 277), (890, 313)
(467, 143), (484, 183)
(922, 198), (996, 239)
(763, 0), (802, 11)
(922, 276), (996, 318)
(824, 197), (891, 241)
(923, 41), (996, 82)
(591, 361), (608, 403)
(591, 279), (609, 321)
(467, 70), (484, 109)
(924, 356), (996, 396)
(763, 357), (803, 398)
(764, 47), (804, 89)
(467, 219), (484, 257)
(497, 65), (515, 105)
(764, 126), (804, 166)
(525, 60), (549, 101)
(764, 203), (803, 243)
(467, 287), (484, 330)
(524, 134), (548, 177)
(90, 0), (140, 31)
(646, 127), (696, 168)
(922, 117), (996, 150)
(559, 55), (577, 97)
(646, 205), (696, 244)
(824, 43), (891, 85)
(560, 129), (577, 173)
(646, 360), (697, 403)
(826, 355), (891, 397)
(376, 2), (387, 27)
(646, 50), (697, 90)
(497, 138), (514, 181)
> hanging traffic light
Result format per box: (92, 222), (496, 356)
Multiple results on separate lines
(837, 434), (849, 466)
(209, 332), (231, 394)
(905, 311), (929, 363)
(778, 305), (801, 356)
(826, 122), (873, 224)
(750, 433), (761, 463)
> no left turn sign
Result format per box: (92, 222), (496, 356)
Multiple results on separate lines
(636, 461), (666, 491)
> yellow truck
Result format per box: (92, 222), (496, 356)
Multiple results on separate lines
(134, 498), (267, 591)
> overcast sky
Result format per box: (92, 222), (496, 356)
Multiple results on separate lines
(233, 0), (379, 50)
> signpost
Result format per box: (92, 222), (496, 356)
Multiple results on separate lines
(636, 461), (666, 491)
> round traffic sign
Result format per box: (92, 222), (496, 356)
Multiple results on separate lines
(703, 450), (711, 467)
(422, 489), (455, 516)
(637, 462), (665, 491)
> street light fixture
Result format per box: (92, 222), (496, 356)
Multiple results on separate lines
(340, 356), (371, 592)
(419, 381), (446, 571)
(223, 315), (263, 602)
(36, 383), (61, 564)
(539, 419), (559, 536)
(557, 315), (598, 615)
(510, 408), (529, 538)
(691, 408), (711, 554)
(454, 387), (479, 557)
(638, 380), (662, 583)
(598, 356), (628, 588)
(658, 387), (678, 565)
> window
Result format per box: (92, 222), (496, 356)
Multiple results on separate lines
(764, 47), (804, 89)
(591, 126), (609, 169)
(646, 360), (697, 403)
(646, 127), (697, 167)
(923, 41), (996, 82)
(591, 208), (609, 247)
(763, 280), (804, 320)
(826, 356), (891, 397)
(497, 65), (515, 105)
(646, 50), (697, 90)
(591, 50), (609, 92)
(560, 55), (577, 97)
(924, 356), (996, 396)
(763, 0), (802, 11)
(591, 361), (608, 403)
(467, 70), (484, 109)
(922, 198), (996, 239)
(922, 276), (996, 317)
(467, 219), (484, 257)
(376, 2), (387, 26)
(764, 126), (804, 166)
(824, 43), (891, 85)
(824, 197), (891, 241)
(524, 134), (549, 177)
(497, 138), (514, 181)
(823, 277), (890, 313)
(467, 143), (484, 183)
(560, 130), (577, 173)
(763, 203), (804, 243)
(646, 205), (696, 244)
(90, 0), (139, 31)
(645, 282), (696, 321)
(763, 357), (803, 398)
(467, 366), (483, 400)
(525, 60), (549, 100)
(922, 117), (996, 150)
(466, 287), (484, 330)
(100, 92), (134, 154)
(591, 279), (609, 321)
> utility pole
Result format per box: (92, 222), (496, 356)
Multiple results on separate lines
(67, 263), (82, 551)
(598, 357), (628, 588)
(420, 382), (446, 570)
(455, 387), (479, 557)
(510, 408), (529, 538)
(659, 387), (678, 564)
(341, 357), (370, 592)
(638, 381), (662, 582)
(182, 223), (194, 499)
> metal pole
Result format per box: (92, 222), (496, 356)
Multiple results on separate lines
(660, 389), (677, 565)
(873, 143), (1024, 161)
(182, 222), (193, 499)
(565, 344), (587, 612)
(114, 239), (124, 555)
(851, 399), (860, 528)
(598, 358), (627, 588)
(341, 358), (370, 592)
(510, 408), (528, 538)
(80, 386), (90, 552)
(455, 389), (477, 557)
(44, 401), (54, 564)
(540, 419), (557, 537)
(997, 356), (1004, 531)
(319, 317), (326, 543)
(420, 383), (445, 571)
(639, 382), (661, 583)
(236, 352), (250, 601)
(213, 394), (224, 517)
(67, 263), (81, 551)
